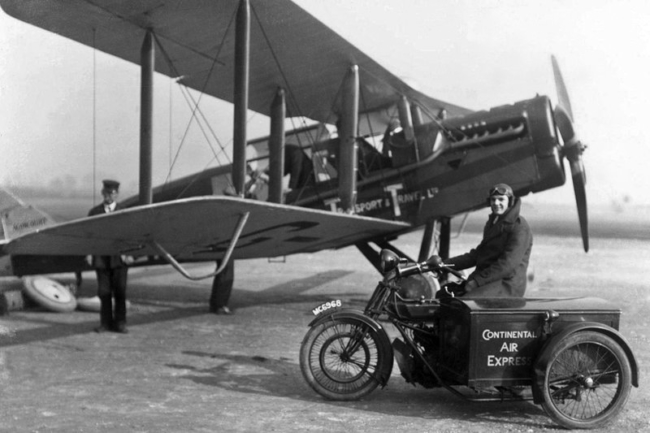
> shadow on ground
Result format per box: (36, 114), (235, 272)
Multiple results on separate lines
(168, 350), (551, 429)
(0, 269), (358, 348)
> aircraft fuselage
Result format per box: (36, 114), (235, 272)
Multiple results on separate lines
(127, 95), (565, 235)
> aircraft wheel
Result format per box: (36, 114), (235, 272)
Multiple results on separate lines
(540, 331), (632, 429)
(22, 276), (77, 313)
(77, 296), (132, 312)
(76, 296), (102, 312)
(300, 318), (391, 401)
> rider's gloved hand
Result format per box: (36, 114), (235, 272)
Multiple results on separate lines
(465, 279), (478, 294)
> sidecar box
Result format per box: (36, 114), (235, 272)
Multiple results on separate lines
(436, 297), (620, 387)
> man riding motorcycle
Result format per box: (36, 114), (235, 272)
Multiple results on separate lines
(444, 183), (533, 298)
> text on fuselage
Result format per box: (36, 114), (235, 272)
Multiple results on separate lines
(325, 183), (439, 216)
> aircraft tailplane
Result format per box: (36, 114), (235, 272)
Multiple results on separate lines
(0, 188), (57, 241)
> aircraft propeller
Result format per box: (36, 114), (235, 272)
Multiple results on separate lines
(552, 55), (589, 252)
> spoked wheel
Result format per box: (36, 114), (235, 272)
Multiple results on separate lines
(300, 318), (392, 400)
(541, 331), (632, 429)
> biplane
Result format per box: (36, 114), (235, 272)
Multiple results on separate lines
(0, 0), (588, 286)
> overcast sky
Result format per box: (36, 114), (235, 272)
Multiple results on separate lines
(1, 0), (649, 207)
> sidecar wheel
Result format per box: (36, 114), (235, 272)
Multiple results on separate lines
(300, 319), (391, 401)
(540, 331), (632, 429)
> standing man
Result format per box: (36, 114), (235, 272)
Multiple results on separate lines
(88, 179), (130, 333)
(445, 183), (533, 297)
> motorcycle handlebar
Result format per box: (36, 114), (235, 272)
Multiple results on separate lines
(396, 257), (466, 281)
(396, 262), (425, 277)
(442, 265), (465, 280)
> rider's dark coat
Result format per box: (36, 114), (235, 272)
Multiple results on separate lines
(446, 197), (533, 297)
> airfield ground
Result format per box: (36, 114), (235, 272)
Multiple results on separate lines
(1, 211), (649, 433)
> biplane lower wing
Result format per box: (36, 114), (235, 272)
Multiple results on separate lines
(5, 197), (411, 261)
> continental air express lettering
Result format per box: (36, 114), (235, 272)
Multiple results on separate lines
(482, 329), (537, 340)
(325, 184), (439, 216)
(487, 355), (532, 367)
(482, 328), (537, 368)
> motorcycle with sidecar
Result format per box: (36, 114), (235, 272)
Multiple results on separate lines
(299, 250), (639, 429)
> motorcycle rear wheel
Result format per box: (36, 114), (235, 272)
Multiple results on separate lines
(300, 318), (391, 400)
(540, 331), (632, 429)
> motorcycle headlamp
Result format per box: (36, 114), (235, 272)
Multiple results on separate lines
(379, 249), (400, 273)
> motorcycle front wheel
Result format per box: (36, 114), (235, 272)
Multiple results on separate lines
(300, 318), (392, 400)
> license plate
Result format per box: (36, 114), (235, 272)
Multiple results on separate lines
(311, 299), (342, 316)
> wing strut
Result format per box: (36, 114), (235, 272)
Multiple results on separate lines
(232, 0), (250, 196)
(339, 65), (359, 212)
(139, 30), (154, 205)
(149, 212), (250, 281)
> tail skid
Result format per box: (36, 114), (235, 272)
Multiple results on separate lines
(0, 188), (57, 242)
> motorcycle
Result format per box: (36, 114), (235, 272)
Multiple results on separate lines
(299, 249), (638, 429)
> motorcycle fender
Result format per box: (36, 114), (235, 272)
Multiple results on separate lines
(531, 321), (639, 404)
(308, 308), (394, 387)
(309, 307), (372, 327)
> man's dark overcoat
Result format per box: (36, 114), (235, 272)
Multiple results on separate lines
(88, 202), (126, 269)
(445, 197), (532, 297)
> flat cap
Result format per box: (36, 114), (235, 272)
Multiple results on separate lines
(102, 179), (120, 191)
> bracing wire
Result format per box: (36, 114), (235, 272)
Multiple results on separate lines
(152, 30), (232, 178)
(250, 3), (308, 136)
(153, 16), (262, 199)
(150, 7), (237, 184)
(168, 71), (172, 177)
(174, 83), (227, 163)
(92, 27), (97, 206)
(251, 2), (335, 203)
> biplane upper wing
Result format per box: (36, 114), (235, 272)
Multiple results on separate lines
(0, 0), (470, 133)
(5, 196), (411, 260)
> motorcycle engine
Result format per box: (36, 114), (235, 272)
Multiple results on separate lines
(392, 325), (440, 389)
(396, 273), (439, 299)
